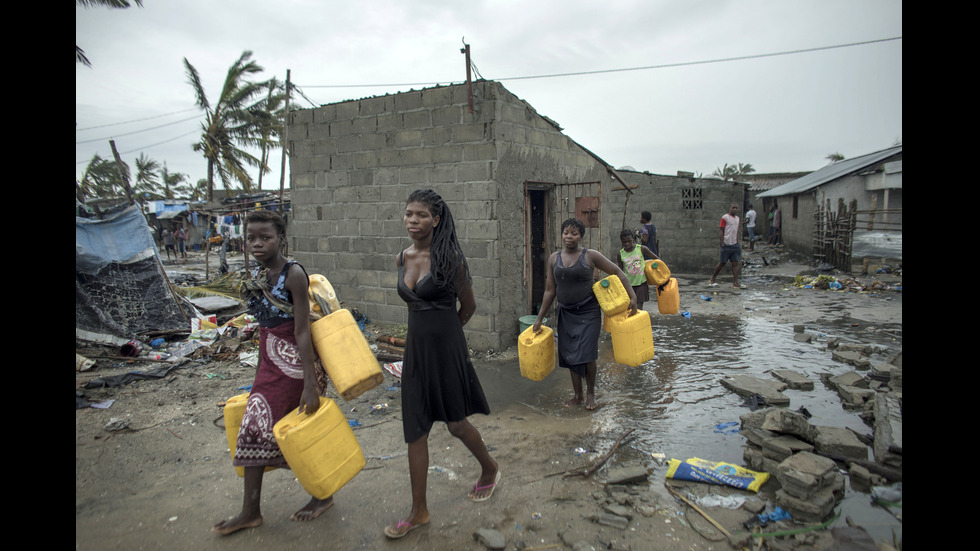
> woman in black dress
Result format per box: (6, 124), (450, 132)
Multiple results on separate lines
(384, 189), (500, 539)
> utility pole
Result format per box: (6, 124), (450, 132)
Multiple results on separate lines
(460, 40), (473, 114)
(279, 69), (291, 202)
(109, 139), (135, 206)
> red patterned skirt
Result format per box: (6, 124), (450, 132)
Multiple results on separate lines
(232, 320), (327, 469)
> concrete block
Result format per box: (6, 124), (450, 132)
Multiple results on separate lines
(605, 465), (649, 485)
(761, 435), (814, 462)
(812, 426), (868, 461)
(775, 451), (837, 499)
(837, 385), (875, 410)
(775, 485), (837, 523)
(721, 375), (789, 406)
(873, 394), (902, 467)
(761, 408), (814, 440)
(772, 370), (814, 390)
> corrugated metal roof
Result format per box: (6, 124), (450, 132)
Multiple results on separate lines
(757, 145), (902, 198)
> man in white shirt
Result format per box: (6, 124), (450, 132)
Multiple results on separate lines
(709, 203), (743, 288)
(745, 204), (757, 251)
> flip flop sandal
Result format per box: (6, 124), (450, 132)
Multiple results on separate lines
(468, 471), (501, 503)
(384, 519), (428, 539)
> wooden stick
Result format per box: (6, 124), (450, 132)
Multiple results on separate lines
(563, 428), (635, 478)
(664, 482), (732, 538)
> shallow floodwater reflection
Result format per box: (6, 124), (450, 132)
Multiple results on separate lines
(477, 306), (903, 543)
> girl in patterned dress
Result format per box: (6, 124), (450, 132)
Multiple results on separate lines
(212, 210), (332, 535)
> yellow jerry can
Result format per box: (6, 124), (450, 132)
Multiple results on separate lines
(592, 275), (630, 316)
(311, 309), (384, 401)
(273, 397), (366, 500)
(608, 310), (655, 367)
(518, 325), (555, 381)
(644, 259), (671, 287)
(222, 393), (276, 477)
(657, 277), (680, 315)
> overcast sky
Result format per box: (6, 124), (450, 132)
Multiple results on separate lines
(76, 0), (902, 194)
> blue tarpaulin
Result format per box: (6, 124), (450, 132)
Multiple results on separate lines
(76, 204), (156, 275)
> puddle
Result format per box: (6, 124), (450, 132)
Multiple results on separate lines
(476, 311), (902, 543)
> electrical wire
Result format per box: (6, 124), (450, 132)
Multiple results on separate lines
(299, 37), (900, 89)
(75, 108), (200, 131)
(76, 114), (201, 145)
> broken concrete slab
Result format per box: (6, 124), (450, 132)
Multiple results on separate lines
(761, 434), (815, 461)
(873, 394), (903, 468)
(605, 465), (649, 485)
(824, 371), (868, 390)
(771, 369), (814, 390)
(775, 451), (839, 499)
(832, 349), (871, 368)
(812, 426), (868, 461)
(761, 408), (814, 440)
(793, 333), (813, 343)
(838, 385), (876, 410)
(721, 375), (789, 406)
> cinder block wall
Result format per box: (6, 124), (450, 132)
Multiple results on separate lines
(287, 81), (613, 350)
(608, 172), (746, 274)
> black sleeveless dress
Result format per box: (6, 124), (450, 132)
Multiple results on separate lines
(554, 248), (601, 377)
(397, 254), (490, 443)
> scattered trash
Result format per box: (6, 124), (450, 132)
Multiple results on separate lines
(681, 311), (692, 318)
(76, 353), (96, 372)
(699, 295), (712, 301)
(428, 465), (458, 480)
(348, 419), (362, 428)
(90, 399), (115, 409)
(665, 457), (770, 492)
(383, 361), (403, 378)
(531, 512), (542, 520)
(650, 452), (666, 466)
(104, 418), (131, 432)
(383, 386), (400, 392)
(370, 403), (389, 413)
(697, 494), (747, 509)
(239, 350), (258, 368)
(743, 507), (792, 529)
(150, 338), (166, 348)
(713, 421), (740, 434)
(796, 406), (813, 419)
(573, 447), (589, 456)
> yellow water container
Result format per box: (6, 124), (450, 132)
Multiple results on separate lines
(308, 274), (342, 315)
(657, 277), (680, 315)
(222, 393), (275, 477)
(518, 325), (555, 381)
(592, 275), (630, 316)
(603, 311), (626, 333)
(608, 310), (655, 367)
(273, 397), (366, 499)
(311, 309), (383, 401)
(644, 259), (671, 286)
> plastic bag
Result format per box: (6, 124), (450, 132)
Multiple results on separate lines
(665, 457), (770, 492)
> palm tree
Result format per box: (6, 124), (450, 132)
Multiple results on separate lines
(76, 0), (143, 68)
(712, 163), (755, 181)
(184, 50), (272, 201)
(133, 153), (161, 200)
(826, 152), (845, 163)
(79, 153), (129, 198)
(159, 163), (189, 199)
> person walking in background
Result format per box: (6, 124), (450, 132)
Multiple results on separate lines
(745, 204), (757, 251)
(769, 204), (782, 245)
(385, 189), (499, 540)
(162, 226), (176, 261)
(639, 211), (659, 258)
(533, 218), (637, 411)
(174, 224), (188, 259)
(709, 203), (743, 289)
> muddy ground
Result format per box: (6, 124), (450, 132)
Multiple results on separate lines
(75, 244), (902, 550)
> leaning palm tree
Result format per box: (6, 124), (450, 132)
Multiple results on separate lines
(159, 162), (189, 199)
(133, 152), (161, 200)
(184, 50), (271, 201)
(79, 152), (129, 198)
(76, 0), (143, 67)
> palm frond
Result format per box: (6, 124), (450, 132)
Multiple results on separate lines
(175, 272), (246, 301)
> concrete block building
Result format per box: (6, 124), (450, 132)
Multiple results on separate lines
(286, 80), (743, 351)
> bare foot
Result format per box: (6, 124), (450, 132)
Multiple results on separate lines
(564, 396), (584, 408)
(290, 496), (334, 521)
(585, 394), (599, 410)
(212, 513), (263, 535)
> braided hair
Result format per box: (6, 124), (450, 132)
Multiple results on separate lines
(407, 189), (471, 295)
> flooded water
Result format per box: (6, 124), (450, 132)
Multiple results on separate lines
(477, 293), (903, 543)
